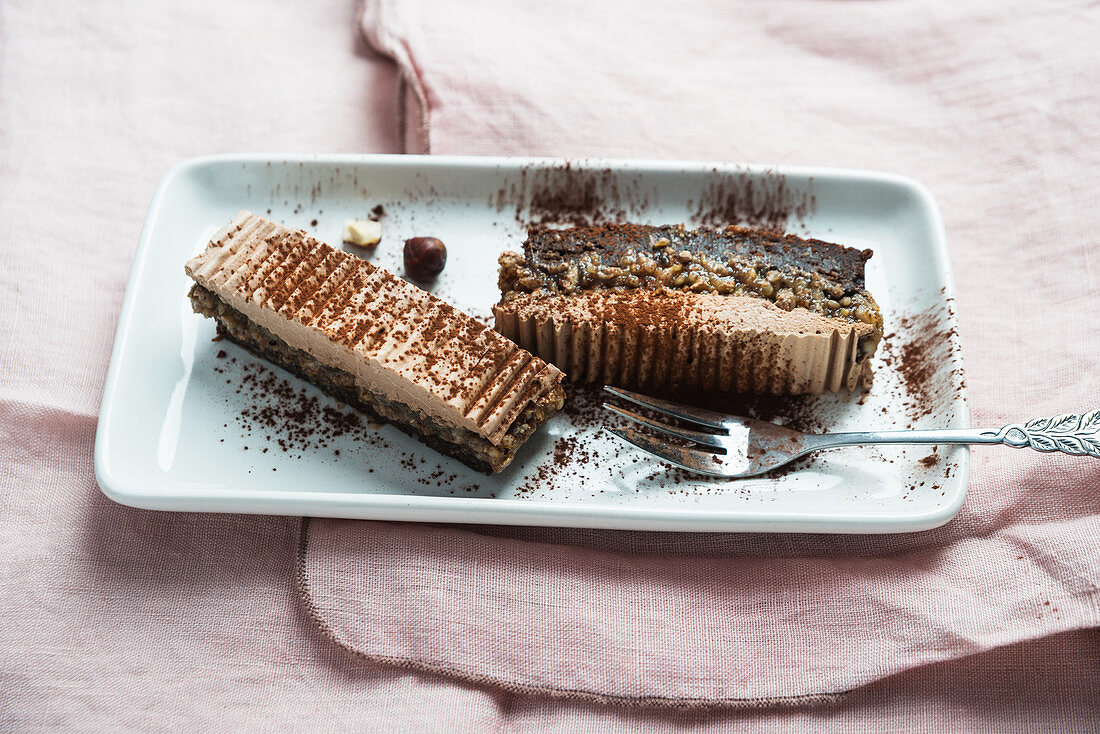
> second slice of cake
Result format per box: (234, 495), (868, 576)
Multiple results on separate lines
(186, 211), (564, 473)
(494, 223), (883, 395)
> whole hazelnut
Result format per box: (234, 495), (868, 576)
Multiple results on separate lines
(403, 237), (447, 280)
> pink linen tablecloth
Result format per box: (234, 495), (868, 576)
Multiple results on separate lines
(3, 0), (1100, 730)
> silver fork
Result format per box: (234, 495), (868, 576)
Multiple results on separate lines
(603, 386), (1100, 479)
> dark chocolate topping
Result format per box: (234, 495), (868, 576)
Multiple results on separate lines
(525, 223), (872, 294)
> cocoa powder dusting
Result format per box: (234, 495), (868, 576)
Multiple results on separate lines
(493, 162), (812, 231)
(513, 396), (607, 498)
(211, 357), (389, 460)
(523, 164), (628, 226)
(879, 301), (963, 424)
(692, 170), (814, 233)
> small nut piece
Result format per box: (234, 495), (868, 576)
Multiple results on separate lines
(342, 219), (382, 248)
(341, 217), (385, 249)
(403, 237), (447, 280)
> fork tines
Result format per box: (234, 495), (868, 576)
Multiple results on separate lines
(602, 386), (734, 477)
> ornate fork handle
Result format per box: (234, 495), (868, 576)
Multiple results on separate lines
(801, 410), (1100, 458)
(985, 411), (1100, 457)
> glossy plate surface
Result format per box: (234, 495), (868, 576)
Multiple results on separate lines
(95, 155), (968, 532)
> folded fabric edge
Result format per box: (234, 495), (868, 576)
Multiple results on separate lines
(294, 517), (846, 711)
(359, 0), (430, 154)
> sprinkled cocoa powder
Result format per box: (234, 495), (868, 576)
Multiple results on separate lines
(918, 451), (940, 467)
(494, 163), (626, 227)
(527, 167), (627, 226)
(879, 300), (963, 425)
(492, 162), (811, 232)
(692, 170), (815, 233)
(211, 357), (390, 459)
(513, 432), (605, 498)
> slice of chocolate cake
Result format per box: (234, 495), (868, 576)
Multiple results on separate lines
(494, 223), (883, 395)
(186, 211), (564, 473)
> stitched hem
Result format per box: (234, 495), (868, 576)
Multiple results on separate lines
(360, 0), (431, 153)
(295, 517), (847, 710)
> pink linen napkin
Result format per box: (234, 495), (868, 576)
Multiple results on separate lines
(3, 0), (1099, 727)
(299, 0), (1100, 707)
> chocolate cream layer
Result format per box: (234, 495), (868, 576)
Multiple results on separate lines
(186, 211), (564, 472)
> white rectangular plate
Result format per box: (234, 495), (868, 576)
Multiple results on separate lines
(96, 155), (968, 532)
